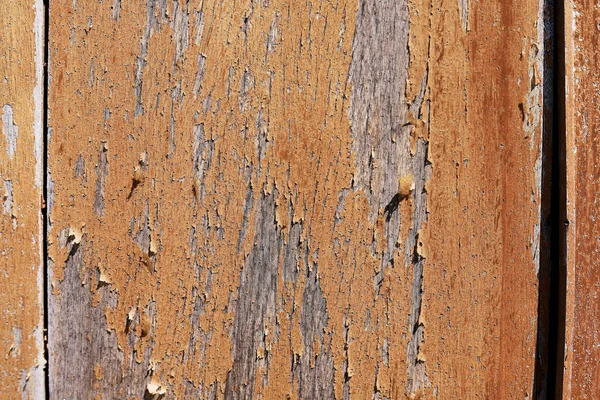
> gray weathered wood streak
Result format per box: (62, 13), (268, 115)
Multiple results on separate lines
(348, 0), (431, 392)
(48, 234), (152, 399)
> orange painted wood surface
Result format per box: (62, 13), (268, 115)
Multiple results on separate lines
(45, 0), (546, 398)
(0, 0), (45, 398)
(0, 0), (557, 398)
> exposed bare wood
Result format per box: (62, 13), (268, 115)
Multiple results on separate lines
(47, 0), (545, 398)
(0, 1), (45, 398)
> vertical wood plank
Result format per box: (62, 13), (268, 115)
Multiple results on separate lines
(424, 1), (544, 398)
(419, 0), (546, 396)
(562, 0), (600, 396)
(0, 0), (45, 398)
(47, 0), (545, 398)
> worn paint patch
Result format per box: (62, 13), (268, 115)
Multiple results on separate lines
(94, 142), (108, 217)
(3, 179), (13, 215)
(458, 0), (469, 32)
(112, 0), (121, 21)
(3, 179), (17, 229)
(2, 105), (18, 159)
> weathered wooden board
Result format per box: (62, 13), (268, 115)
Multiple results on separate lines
(416, 0), (546, 396)
(561, 0), (600, 396)
(47, 0), (545, 398)
(0, 0), (45, 398)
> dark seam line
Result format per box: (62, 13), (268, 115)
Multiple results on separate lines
(533, 0), (564, 396)
(42, 0), (50, 398)
(547, 0), (564, 392)
(554, 0), (568, 392)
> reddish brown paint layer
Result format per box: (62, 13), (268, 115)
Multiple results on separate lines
(410, 0), (544, 397)
(0, 1), (45, 398)
(563, 0), (600, 396)
(47, 0), (544, 398)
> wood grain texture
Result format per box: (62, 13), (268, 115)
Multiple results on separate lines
(562, 0), (600, 396)
(0, 0), (45, 398)
(47, 0), (545, 398)
(414, 0), (545, 396)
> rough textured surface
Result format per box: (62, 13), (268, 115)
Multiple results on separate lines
(412, 0), (545, 396)
(0, 0), (45, 398)
(562, 0), (600, 396)
(47, 0), (544, 398)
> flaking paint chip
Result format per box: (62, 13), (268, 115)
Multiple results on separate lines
(146, 379), (167, 396)
(149, 236), (158, 256)
(68, 226), (83, 244)
(133, 166), (144, 184)
(141, 313), (151, 337)
(99, 271), (111, 285)
(398, 174), (415, 198)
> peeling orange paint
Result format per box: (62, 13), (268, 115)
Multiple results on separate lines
(47, 0), (544, 398)
(0, 1), (45, 398)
